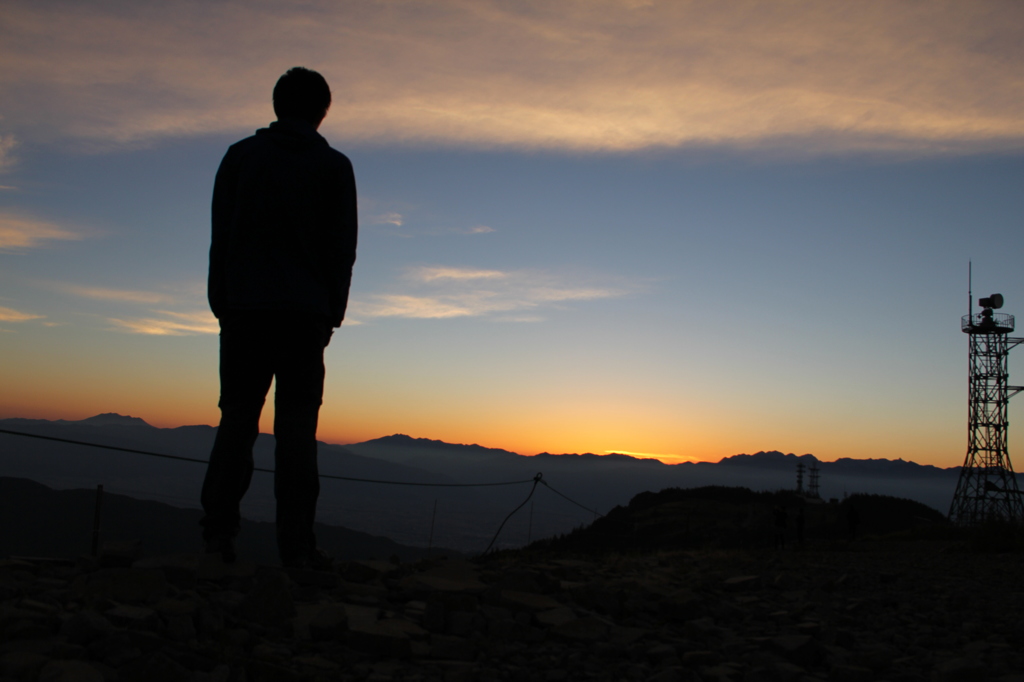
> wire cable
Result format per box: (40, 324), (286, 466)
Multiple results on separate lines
(0, 427), (214, 465)
(0, 428), (536, 487)
(540, 479), (603, 517)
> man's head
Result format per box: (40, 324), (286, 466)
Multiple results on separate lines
(273, 67), (332, 128)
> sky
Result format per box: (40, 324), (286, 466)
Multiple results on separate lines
(2, 0), (1024, 467)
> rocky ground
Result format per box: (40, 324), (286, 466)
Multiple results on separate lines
(2, 540), (1023, 682)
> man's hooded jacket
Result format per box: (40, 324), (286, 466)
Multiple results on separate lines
(208, 119), (357, 327)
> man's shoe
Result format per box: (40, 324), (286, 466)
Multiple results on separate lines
(204, 536), (237, 564)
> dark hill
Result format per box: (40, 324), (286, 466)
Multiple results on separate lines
(537, 486), (949, 553)
(0, 477), (457, 563)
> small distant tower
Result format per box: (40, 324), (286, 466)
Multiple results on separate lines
(808, 462), (821, 499)
(949, 290), (1024, 525)
(795, 462), (805, 494)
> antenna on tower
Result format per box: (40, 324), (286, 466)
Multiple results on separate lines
(969, 261), (973, 320)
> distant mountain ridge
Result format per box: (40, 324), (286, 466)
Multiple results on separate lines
(0, 413), (989, 550)
(717, 450), (952, 475)
(3, 413), (155, 429)
(534, 452), (664, 465)
(364, 434), (519, 457)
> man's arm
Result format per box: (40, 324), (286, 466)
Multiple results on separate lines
(208, 148), (238, 320)
(328, 156), (358, 327)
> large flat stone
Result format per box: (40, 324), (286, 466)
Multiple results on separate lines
(401, 574), (487, 594)
(236, 571), (296, 626)
(348, 618), (415, 658)
(308, 603), (349, 641)
(104, 605), (160, 631)
(38, 660), (105, 682)
(551, 616), (609, 642)
(75, 568), (169, 604)
(498, 590), (562, 612)
(536, 606), (577, 628)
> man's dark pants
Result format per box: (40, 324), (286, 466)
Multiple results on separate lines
(200, 311), (333, 562)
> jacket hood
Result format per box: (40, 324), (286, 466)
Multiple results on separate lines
(256, 119), (328, 149)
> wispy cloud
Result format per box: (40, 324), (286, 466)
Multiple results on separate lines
(60, 284), (175, 305)
(415, 266), (507, 282)
(351, 265), (626, 321)
(108, 310), (218, 336)
(1, 1), (1023, 154)
(46, 279), (216, 335)
(0, 212), (81, 252)
(351, 295), (475, 320)
(0, 306), (44, 322)
(371, 212), (404, 227)
(0, 134), (16, 172)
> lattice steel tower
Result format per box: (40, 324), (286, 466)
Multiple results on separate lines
(949, 292), (1024, 525)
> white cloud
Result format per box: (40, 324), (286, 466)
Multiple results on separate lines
(1, 1), (1022, 154)
(0, 306), (44, 322)
(351, 265), (626, 321)
(0, 212), (82, 252)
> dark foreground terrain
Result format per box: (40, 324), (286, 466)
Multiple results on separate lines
(2, 536), (1023, 682)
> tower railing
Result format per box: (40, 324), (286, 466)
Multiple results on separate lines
(962, 313), (1014, 333)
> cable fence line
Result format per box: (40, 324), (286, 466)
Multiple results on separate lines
(540, 479), (603, 517)
(0, 426), (603, 552)
(482, 473), (544, 555)
(0, 428), (217, 466)
(0, 428), (535, 487)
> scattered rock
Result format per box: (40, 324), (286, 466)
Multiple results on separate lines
(60, 610), (114, 644)
(931, 657), (986, 682)
(38, 660), (105, 682)
(0, 544), (1020, 682)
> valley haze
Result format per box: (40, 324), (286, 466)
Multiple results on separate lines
(0, 414), (993, 553)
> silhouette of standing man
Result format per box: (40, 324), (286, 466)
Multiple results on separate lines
(201, 67), (357, 568)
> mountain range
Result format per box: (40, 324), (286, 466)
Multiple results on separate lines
(0, 413), (985, 552)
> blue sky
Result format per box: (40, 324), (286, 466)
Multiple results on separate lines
(2, 1), (1024, 466)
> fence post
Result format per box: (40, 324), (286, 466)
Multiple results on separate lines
(427, 499), (438, 556)
(91, 484), (103, 556)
